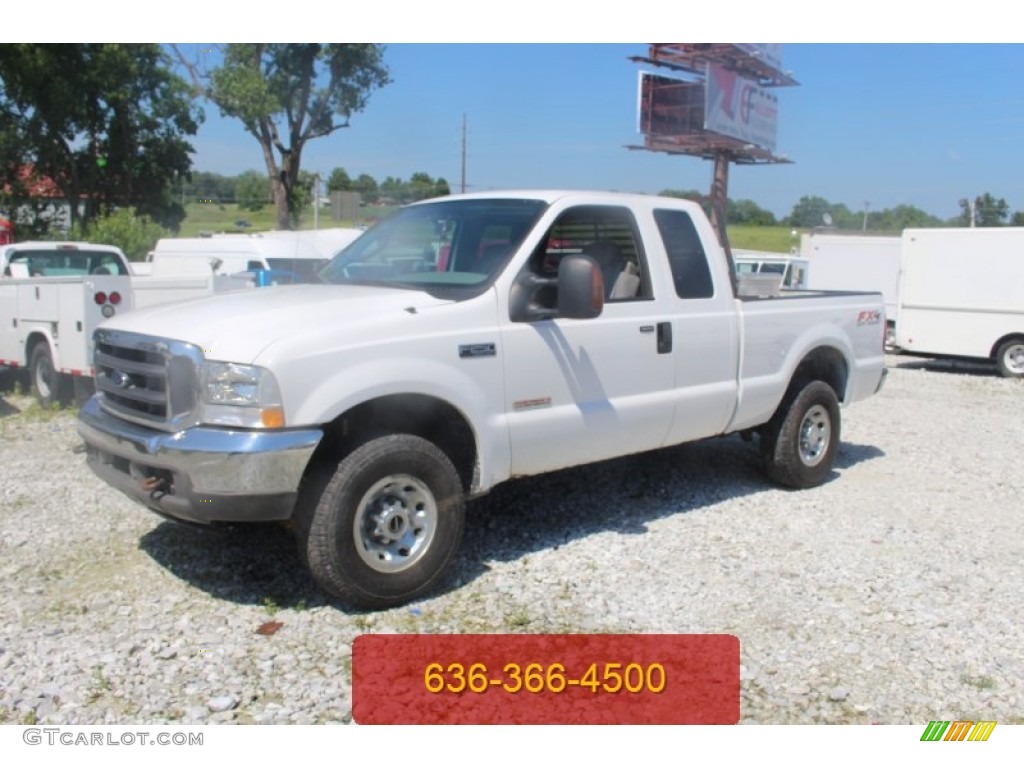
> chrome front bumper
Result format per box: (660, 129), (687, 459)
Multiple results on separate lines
(77, 396), (322, 524)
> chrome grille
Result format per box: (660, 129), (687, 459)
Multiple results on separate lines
(93, 329), (203, 431)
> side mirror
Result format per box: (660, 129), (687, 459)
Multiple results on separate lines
(509, 253), (604, 322)
(556, 253), (604, 319)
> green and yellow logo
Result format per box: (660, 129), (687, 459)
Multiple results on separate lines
(920, 720), (996, 742)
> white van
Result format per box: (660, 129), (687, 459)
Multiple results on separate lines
(149, 228), (363, 284)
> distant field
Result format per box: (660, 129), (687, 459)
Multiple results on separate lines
(177, 202), (386, 237)
(178, 203), (799, 253)
(726, 225), (799, 253)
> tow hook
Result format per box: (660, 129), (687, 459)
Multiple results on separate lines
(141, 475), (170, 500)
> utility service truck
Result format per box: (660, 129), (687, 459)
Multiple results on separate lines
(78, 191), (888, 609)
(0, 243), (252, 405)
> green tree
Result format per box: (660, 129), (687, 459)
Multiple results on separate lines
(958, 193), (1009, 227)
(873, 204), (943, 231)
(235, 170), (271, 211)
(190, 171), (236, 203)
(786, 196), (839, 228)
(291, 170), (317, 220)
(0, 44), (199, 234)
(327, 167), (351, 192)
(1011, 211), (1024, 226)
(72, 207), (170, 261)
(352, 173), (378, 204)
(728, 198), (776, 226)
(178, 44), (390, 229)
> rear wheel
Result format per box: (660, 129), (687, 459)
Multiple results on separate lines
(761, 380), (841, 489)
(30, 343), (71, 408)
(995, 339), (1024, 378)
(297, 434), (465, 609)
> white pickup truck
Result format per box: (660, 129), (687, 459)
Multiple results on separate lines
(77, 191), (887, 609)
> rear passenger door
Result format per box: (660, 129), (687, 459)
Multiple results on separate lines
(650, 208), (739, 444)
(501, 205), (677, 476)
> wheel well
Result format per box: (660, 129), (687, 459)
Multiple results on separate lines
(790, 346), (848, 402)
(25, 332), (50, 360)
(990, 333), (1024, 359)
(300, 394), (479, 502)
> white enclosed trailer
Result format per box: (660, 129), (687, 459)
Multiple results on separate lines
(801, 233), (902, 344)
(896, 227), (1024, 377)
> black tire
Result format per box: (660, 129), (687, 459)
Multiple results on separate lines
(29, 342), (71, 408)
(761, 380), (841, 489)
(297, 434), (465, 609)
(995, 339), (1024, 379)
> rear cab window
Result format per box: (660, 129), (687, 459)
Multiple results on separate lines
(3, 249), (128, 277)
(653, 209), (714, 299)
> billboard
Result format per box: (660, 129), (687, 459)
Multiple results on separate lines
(704, 63), (779, 151)
(636, 71), (705, 136)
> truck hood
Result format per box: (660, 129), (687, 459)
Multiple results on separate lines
(100, 284), (454, 362)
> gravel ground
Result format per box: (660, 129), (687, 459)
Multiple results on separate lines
(0, 355), (1021, 726)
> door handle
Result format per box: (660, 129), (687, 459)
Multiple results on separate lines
(656, 321), (672, 354)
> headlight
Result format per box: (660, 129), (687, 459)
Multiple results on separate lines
(200, 362), (285, 428)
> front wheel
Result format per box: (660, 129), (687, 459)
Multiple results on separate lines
(297, 434), (466, 609)
(761, 380), (841, 489)
(995, 339), (1024, 378)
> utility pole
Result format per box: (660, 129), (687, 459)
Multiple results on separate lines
(460, 114), (467, 194)
(862, 201), (870, 231)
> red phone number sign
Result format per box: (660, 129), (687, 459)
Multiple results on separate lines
(352, 633), (739, 725)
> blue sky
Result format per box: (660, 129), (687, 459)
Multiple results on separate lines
(183, 43), (1024, 221)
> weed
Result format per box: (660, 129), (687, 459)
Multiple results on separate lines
(262, 596), (279, 616)
(21, 709), (38, 726)
(960, 673), (996, 690)
(507, 610), (531, 628)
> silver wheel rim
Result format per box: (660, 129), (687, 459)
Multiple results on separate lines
(353, 474), (438, 573)
(799, 405), (831, 467)
(1003, 344), (1024, 375)
(35, 354), (54, 399)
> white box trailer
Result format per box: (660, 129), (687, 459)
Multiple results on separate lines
(896, 227), (1024, 377)
(801, 233), (902, 344)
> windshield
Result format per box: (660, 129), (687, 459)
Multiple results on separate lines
(319, 198), (547, 294)
(4, 249), (128, 277)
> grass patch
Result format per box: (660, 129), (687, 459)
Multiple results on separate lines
(727, 225), (801, 253)
(177, 202), (387, 237)
(960, 673), (997, 690)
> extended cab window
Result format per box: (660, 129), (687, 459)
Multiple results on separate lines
(653, 209), (714, 299)
(524, 205), (649, 303)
